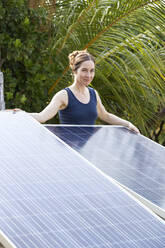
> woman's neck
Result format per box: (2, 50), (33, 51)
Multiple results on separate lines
(71, 81), (87, 93)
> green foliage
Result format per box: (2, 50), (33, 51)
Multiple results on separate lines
(49, 0), (165, 140)
(0, 0), (56, 114)
(1, 0), (165, 142)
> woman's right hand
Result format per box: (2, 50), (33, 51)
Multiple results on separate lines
(5, 108), (23, 114)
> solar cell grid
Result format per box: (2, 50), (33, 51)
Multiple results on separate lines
(46, 125), (165, 218)
(0, 113), (165, 248)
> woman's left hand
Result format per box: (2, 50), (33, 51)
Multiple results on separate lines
(127, 122), (140, 134)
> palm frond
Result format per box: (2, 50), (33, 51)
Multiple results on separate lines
(33, 0), (165, 135)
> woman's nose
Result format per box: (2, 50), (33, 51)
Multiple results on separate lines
(87, 71), (92, 77)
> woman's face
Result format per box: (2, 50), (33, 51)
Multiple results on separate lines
(74, 60), (95, 86)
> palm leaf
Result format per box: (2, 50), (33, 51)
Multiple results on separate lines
(28, 0), (165, 136)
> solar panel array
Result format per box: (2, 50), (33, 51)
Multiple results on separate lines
(46, 125), (165, 218)
(1, 112), (165, 248)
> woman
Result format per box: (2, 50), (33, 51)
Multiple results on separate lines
(27, 50), (139, 133)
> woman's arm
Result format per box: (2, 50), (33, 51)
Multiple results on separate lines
(95, 90), (140, 133)
(30, 90), (68, 123)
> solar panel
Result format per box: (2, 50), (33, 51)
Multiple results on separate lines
(45, 125), (165, 218)
(1, 113), (165, 248)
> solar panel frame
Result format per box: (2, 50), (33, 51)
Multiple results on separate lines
(0, 231), (16, 248)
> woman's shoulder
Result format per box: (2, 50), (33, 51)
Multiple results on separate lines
(55, 88), (68, 96)
(88, 87), (98, 96)
(51, 89), (68, 103)
(88, 86), (97, 93)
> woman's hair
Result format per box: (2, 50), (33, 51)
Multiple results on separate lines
(68, 49), (95, 72)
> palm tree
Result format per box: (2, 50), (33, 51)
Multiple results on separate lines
(29, 0), (165, 142)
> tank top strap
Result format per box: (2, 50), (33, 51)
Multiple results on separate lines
(64, 87), (74, 99)
(64, 87), (76, 107)
(88, 87), (97, 103)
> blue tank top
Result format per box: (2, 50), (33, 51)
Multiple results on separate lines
(58, 87), (98, 125)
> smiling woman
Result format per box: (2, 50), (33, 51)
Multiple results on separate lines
(16, 49), (139, 133)
(58, 50), (97, 125)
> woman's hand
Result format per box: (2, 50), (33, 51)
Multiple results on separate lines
(5, 108), (23, 114)
(127, 121), (140, 134)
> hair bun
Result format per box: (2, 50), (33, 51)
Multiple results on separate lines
(68, 49), (94, 72)
(68, 50), (88, 68)
(68, 51), (79, 67)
